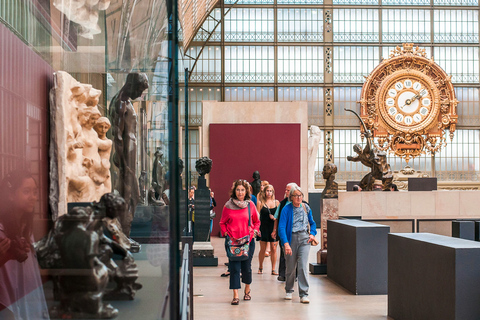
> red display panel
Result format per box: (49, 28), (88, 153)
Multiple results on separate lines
(209, 123), (301, 235)
(0, 23), (52, 235)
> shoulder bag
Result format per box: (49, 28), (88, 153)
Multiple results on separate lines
(302, 204), (319, 246)
(225, 203), (251, 261)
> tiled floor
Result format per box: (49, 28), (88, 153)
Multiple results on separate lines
(194, 236), (391, 320)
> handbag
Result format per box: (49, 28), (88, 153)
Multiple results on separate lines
(302, 204), (319, 246)
(209, 210), (216, 220)
(225, 203), (251, 261)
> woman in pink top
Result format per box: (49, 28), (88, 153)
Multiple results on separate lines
(0, 170), (49, 319)
(220, 179), (260, 305)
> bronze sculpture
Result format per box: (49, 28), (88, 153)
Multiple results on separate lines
(345, 108), (393, 191)
(36, 193), (143, 318)
(152, 148), (166, 204)
(109, 73), (149, 236)
(50, 207), (118, 319)
(251, 171), (261, 196)
(195, 156), (213, 177)
(321, 163), (338, 199)
(91, 193), (142, 300)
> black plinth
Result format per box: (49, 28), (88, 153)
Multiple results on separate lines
(327, 219), (389, 295)
(308, 192), (322, 226)
(309, 263), (327, 274)
(408, 177), (437, 191)
(179, 192), (188, 234)
(388, 233), (480, 320)
(452, 220), (475, 240)
(476, 221), (480, 241)
(193, 257), (218, 266)
(194, 186), (211, 242)
(346, 181), (361, 191)
(192, 242), (218, 267)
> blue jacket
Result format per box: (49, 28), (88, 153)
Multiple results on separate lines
(251, 194), (257, 206)
(278, 202), (317, 245)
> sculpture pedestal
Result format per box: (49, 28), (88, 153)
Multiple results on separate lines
(310, 198), (338, 275)
(328, 220), (389, 295)
(194, 182), (211, 242)
(193, 242), (218, 267)
(308, 190), (322, 226)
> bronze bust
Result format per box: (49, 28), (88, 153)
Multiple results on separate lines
(322, 163), (338, 199)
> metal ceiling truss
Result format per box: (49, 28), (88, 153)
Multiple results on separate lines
(183, 0), (241, 81)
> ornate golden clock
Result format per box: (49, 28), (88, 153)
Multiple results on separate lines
(360, 43), (458, 162)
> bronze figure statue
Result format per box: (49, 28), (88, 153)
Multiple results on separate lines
(151, 149), (166, 205)
(345, 108), (393, 191)
(37, 193), (143, 318)
(91, 193), (143, 300)
(50, 207), (118, 319)
(109, 73), (149, 236)
(251, 171), (261, 196)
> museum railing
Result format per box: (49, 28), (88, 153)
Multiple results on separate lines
(180, 238), (193, 320)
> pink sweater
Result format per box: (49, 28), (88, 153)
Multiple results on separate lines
(219, 201), (260, 241)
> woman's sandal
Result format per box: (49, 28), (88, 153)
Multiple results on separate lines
(271, 270), (279, 275)
(231, 298), (240, 305)
(244, 291), (251, 301)
(258, 268), (263, 274)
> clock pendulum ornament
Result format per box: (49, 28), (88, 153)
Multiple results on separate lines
(359, 43), (458, 162)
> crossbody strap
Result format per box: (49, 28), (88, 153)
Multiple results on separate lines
(248, 202), (251, 227)
(302, 203), (310, 234)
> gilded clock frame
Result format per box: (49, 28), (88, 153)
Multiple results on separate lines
(378, 70), (440, 133)
(360, 43), (458, 162)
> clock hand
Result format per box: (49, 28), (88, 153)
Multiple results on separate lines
(401, 93), (421, 109)
(410, 93), (421, 103)
(400, 98), (412, 109)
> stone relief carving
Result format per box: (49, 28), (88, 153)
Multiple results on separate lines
(94, 117), (113, 192)
(50, 71), (113, 217)
(53, 0), (111, 39)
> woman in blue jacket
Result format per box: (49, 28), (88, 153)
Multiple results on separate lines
(278, 185), (317, 304)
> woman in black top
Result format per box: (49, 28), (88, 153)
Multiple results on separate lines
(256, 184), (280, 275)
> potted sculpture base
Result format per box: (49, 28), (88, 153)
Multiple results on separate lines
(49, 303), (118, 319)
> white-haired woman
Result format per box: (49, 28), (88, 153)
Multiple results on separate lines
(278, 185), (317, 304)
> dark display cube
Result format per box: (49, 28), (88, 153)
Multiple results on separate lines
(476, 221), (480, 242)
(408, 177), (437, 191)
(388, 233), (480, 320)
(308, 192), (322, 226)
(346, 181), (361, 191)
(327, 219), (389, 295)
(452, 220), (475, 240)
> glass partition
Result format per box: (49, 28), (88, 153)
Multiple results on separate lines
(0, 0), (185, 318)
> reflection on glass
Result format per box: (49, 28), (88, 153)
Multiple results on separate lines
(0, 170), (49, 320)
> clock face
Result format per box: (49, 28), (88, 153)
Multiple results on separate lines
(360, 44), (457, 162)
(379, 71), (439, 132)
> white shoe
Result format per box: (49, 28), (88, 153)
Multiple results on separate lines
(300, 296), (310, 304)
(285, 292), (292, 300)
